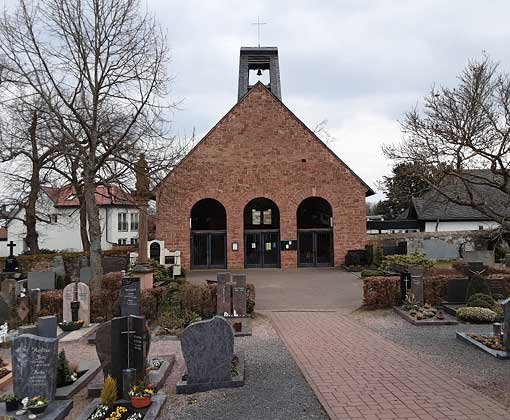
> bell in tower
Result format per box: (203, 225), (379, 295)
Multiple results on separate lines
(238, 47), (282, 101)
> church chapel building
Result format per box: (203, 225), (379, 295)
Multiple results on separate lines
(155, 47), (374, 270)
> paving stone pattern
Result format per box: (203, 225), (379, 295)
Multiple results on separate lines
(270, 311), (510, 420)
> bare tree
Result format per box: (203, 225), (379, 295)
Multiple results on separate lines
(0, 0), (176, 289)
(383, 56), (510, 235)
(313, 119), (336, 145)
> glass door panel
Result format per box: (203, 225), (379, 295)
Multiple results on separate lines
(262, 232), (279, 267)
(210, 233), (226, 268)
(245, 232), (261, 267)
(298, 231), (314, 266)
(191, 233), (208, 268)
(316, 231), (333, 266)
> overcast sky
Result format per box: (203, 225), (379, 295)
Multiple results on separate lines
(2, 1), (509, 202)
(143, 0), (510, 202)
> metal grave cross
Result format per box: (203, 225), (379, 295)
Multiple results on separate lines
(6, 241), (15, 257)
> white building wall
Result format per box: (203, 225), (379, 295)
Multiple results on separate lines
(1, 199), (139, 256)
(424, 220), (500, 233)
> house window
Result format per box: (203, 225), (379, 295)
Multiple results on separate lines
(118, 213), (128, 231)
(130, 213), (139, 231)
(130, 237), (138, 245)
(118, 238), (127, 245)
(479, 225), (484, 230)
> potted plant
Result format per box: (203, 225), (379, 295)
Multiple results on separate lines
(128, 379), (154, 409)
(27, 396), (48, 414)
(0, 394), (20, 411)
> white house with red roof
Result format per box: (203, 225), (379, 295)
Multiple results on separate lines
(0, 185), (140, 256)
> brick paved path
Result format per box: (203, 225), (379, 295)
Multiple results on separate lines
(270, 311), (510, 420)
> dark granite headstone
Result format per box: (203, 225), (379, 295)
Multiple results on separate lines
(181, 316), (234, 384)
(232, 274), (247, 316)
(12, 334), (58, 400)
(38, 315), (58, 338)
(502, 298), (510, 352)
(95, 321), (112, 378)
(446, 277), (469, 303)
(120, 277), (141, 316)
(216, 272), (232, 315)
(409, 267), (425, 306)
(0, 296), (10, 326)
(107, 316), (150, 395)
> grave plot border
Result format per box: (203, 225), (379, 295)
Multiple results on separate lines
(456, 332), (510, 359)
(76, 394), (166, 420)
(0, 363), (12, 391)
(55, 360), (101, 400)
(176, 351), (245, 395)
(393, 306), (459, 326)
(0, 399), (73, 420)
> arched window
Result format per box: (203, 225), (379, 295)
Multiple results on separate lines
(190, 198), (226, 231)
(297, 197), (332, 229)
(243, 197), (280, 230)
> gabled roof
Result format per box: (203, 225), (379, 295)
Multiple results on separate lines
(42, 185), (136, 207)
(409, 171), (510, 221)
(156, 82), (375, 196)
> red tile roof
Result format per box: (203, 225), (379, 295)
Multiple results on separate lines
(42, 185), (137, 207)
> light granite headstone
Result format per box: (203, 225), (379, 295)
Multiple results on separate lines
(181, 316), (234, 384)
(27, 271), (56, 291)
(38, 315), (58, 338)
(502, 298), (510, 352)
(12, 334), (58, 400)
(232, 274), (247, 316)
(63, 281), (90, 326)
(216, 272), (232, 315)
(409, 267), (425, 306)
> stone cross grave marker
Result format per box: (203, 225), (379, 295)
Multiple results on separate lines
(181, 316), (234, 385)
(27, 271), (56, 291)
(63, 281), (90, 326)
(120, 277), (141, 316)
(3, 241), (19, 273)
(216, 272), (232, 315)
(502, 298), (510, 352)
(409, 267), (425, 306)
(232, 274), (247, 316)
(12, 334), (58, 401)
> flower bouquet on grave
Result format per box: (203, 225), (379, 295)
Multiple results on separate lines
(59, 319), (85, 331)
(26, 396), (48, 414)
(128, 379), (154, 409)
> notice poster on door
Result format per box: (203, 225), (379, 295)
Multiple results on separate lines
(251, 242), (257, 249)
(265, 242), (271, 251)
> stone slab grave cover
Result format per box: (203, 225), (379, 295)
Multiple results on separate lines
(120, 277), (141, 316)
(12, 333), (58, 400)
(63, 281), (90, 326)
(27, 271), (56, 291)
(177, 316), (245, 394)
(94, 316), (150, 396)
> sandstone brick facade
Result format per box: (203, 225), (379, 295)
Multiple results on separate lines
(155, 83), (371, 270)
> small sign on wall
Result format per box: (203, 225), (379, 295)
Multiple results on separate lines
(232, 242), (239, 252)
(281, 240), (297, 251)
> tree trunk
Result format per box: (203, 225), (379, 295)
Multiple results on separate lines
(25, 111), (40, 254)
(84, 172), (103, 291)
(74, 184), (90, 252)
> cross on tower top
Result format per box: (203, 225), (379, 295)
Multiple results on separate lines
(251, 16), (267, 47)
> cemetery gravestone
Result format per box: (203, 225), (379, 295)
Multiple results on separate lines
(502, 298), (510, 353)
(409, 267), (425, 306)
(27, 271), (56, 291)
(63, 281), (91, 325)
(38, 315), (58, 338)
(400, 272), (411, 302)
(120, 277), (141, 316)
(181, 316), (234, 385)
(50, 255), (66, 280)
(446, 277), (469, 303)
(216, 272), (232, 315)
(232, 274), (247, 316)
(80, 267), (93, 284)
(12, 334), (58, 400)
(0, 296), (11, 326)
(3, 241), (19, 273)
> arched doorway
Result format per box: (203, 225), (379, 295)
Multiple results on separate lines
(244, 197), (280, 268)
(190, 198), (227, 269)
(297, 197), (333, 267)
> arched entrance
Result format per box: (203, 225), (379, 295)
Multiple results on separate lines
(244, 197), (280, 268)
(190, 198), (227, 269)
(297, 197), (333, 267)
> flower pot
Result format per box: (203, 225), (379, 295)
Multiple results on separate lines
(28, 403), (48, 415)
(131, 396), (151, 409)
(5, 399), (19, 412)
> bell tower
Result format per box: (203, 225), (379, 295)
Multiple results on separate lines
(238, 47), (282, 101)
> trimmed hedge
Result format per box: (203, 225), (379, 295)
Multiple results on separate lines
(456, 307), (497, 323)
(362, 276), (400, 308)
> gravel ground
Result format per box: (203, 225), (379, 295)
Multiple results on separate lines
(159, 313), (329, 420)
(352, 308), (510, 408)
